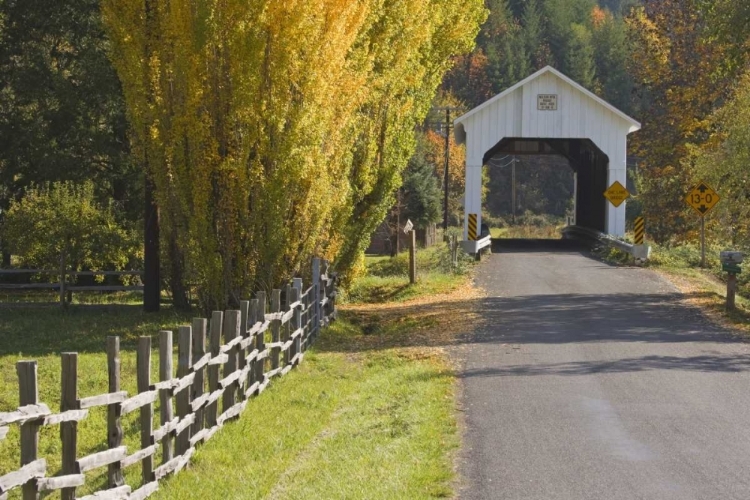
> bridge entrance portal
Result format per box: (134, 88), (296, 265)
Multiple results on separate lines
(454, 66), (640, 254)
(484, 138), (609, 233)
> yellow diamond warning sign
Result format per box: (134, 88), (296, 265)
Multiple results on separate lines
(685, 181), (720, 216)
(604, 181), (630, 208)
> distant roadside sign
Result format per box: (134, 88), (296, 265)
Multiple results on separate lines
(723, 262), (742, 274)
(604, 181), (630, 207)
(685, 181), (720, 216)
(403, 219), (414, 234)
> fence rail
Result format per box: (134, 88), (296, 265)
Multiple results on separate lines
(0, 269), (144, 304)
(0, 258), (337, 500)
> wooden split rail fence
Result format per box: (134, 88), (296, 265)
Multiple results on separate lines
(0, 258), (337, 500)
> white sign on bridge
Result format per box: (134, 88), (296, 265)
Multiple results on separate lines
(537, 94), (558, 111)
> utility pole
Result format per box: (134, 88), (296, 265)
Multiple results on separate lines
(443, 108), (450, 232)
(511, 156), (517, 224)
(428, 106), (462, 235)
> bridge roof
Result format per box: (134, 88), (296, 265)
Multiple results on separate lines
(454, 66), (641, 142)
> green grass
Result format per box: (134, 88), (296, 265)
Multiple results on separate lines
(153, 319), (458, 500)
(499, 224), (562, 239)
(347, 273), (465, 304)
(0, 305), (193, 497)
(643, 240), (750, 295)
(0, 300), (461, 499)
(489, 227), (506, 238)
(345, 245), (473, 304)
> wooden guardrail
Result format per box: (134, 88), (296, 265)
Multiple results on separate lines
(0, 258), (337, 500)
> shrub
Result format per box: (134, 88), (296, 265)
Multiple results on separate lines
(2, 181), (141, 274)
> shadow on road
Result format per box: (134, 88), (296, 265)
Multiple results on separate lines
(461, 353), (750, 377)
(491, 237), (593, 254)
(323, 290), (750, 376)
(471, 292), (730, 345)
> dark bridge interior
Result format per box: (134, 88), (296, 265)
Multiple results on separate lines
(483, 138), (609, 233)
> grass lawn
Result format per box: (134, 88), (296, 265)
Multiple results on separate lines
(0, 305), (193, 497)
(152, 325), (459, 500)
(0, 245), (477, 499)
(345, 245), (474, 304)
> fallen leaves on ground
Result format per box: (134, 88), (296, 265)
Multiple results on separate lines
(322, 281), (484, 356)
(655, 268), (750, 335)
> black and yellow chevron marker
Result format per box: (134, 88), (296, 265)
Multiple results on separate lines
(634, 216), (645, 245)
(468, 213), (478, 241)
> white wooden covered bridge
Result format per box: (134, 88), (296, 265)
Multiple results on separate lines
(454, 66), (641, 254)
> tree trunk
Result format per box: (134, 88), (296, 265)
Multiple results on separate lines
(169, 232), (190, 311)
(144, 176), (161, 312)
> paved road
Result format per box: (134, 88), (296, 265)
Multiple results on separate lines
(458, 244), (750, 500)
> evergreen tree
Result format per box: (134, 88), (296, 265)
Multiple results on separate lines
(592, 10), (634, 113)
(564, 24), (596, 88)
(0, 0), (135, 218)
(522, 0), (546, 70)
(401, 139), (443, 228)
(543, 0), (596, 68)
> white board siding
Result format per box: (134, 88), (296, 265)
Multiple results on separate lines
(455, 66), (640, 238)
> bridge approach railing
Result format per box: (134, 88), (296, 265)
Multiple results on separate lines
(561, 225), (650, 260)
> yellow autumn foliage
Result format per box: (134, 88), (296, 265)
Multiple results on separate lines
(101, 0), (485, 309)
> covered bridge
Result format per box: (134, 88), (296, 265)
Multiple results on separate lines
(454, 66), (641, 253)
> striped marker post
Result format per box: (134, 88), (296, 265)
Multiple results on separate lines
(634, 216), (645, 245)
(468, 214), (478, 241)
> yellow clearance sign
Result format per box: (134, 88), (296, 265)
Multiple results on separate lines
(604, 181), (630, 208)
(685, 181), (720, 216)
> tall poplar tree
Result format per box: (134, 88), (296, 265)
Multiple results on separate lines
(103, 0), (485, 308)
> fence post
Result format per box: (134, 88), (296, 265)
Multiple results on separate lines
(270, 290), (281, 373)
(158, 330), (174, 464)
(18, 360), (40, 500)
(137, 337), (153, 484)
(59, 353), (78, 500)
(255, 292), (267, 390)
(283, 284), (291, 367)
(312, 258), (320, 343)
(176, 326), (192, 455)
(191, 318), (207, 438)
(247, 299), (260, 395)
(322, 260), (329, 320)
(222, 310), (240, 413)
(206, 311), (222, 428)
(239, 300), (250, 400)
(409, 229), (417, 284)
(301, 283), (309, 352)
(106, 337), (124, 488)
(292, 278), (303, 363)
